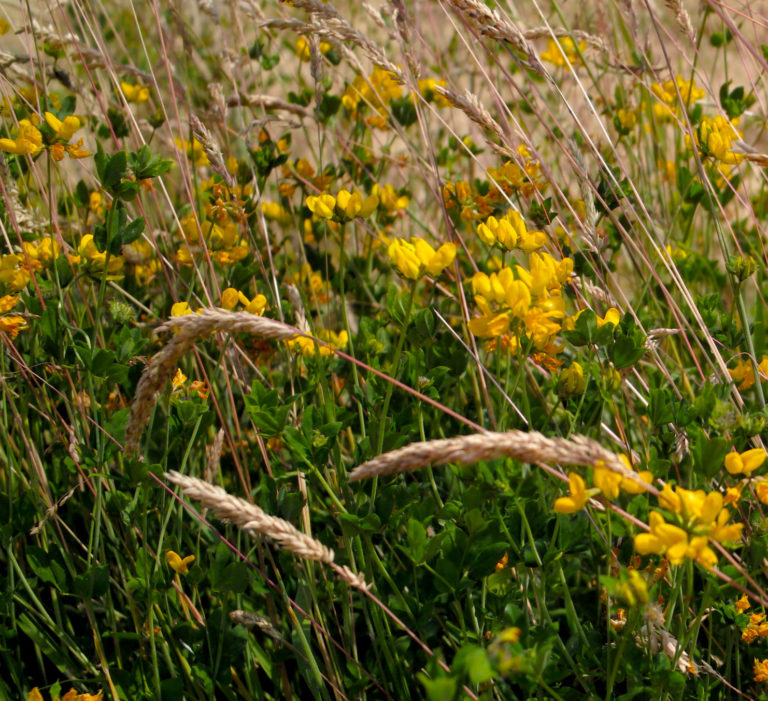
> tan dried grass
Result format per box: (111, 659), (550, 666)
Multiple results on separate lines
(348, 430), (652, 495)
(166, 471), (368, 590)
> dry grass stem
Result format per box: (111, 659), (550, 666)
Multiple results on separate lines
(348, 430), (652, 492)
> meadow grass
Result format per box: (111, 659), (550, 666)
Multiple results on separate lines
(2, 0), (768, 698)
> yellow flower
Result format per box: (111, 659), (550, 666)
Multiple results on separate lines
(553, 472), (592, 514)
(724, 448), (767, 476)
(121, 81), (150, 103)
(166, 549), (195, 575)
(372, 183), (409, 212)
(736, 595), (751, 613)
(689, 115), (744, 165)
(388, 238), (456, 280)
(335, 189), (379, 219)
(541, 37), (586, 68)
(0, 314), (28, 339)
(306, 193), (336, 219)
(0, 119), (43, 156)
(616, 108), (637, 132)
(172, 369), (187, 388)
(476, 214), (519, 250)
(76, 235), (125, 277)
(295, 36), (332, 61)
(650, 75), (705, 120)
(593, 463), (622, 499)
(174, 137), (209, 166)
(729, 358), (756, 391)
(557, 361), (587, 398)
(596, 308), (621, 328)
(0, 294), (18, 313)
(634, 511), (690, 565)
(417, 78), (451, 107)
(618, 453), (653, 495)
(171, 301), (194, 317)
(44, 111), (81, 142)
(497, 627), (521, 644)
(288, 328), (349, 356)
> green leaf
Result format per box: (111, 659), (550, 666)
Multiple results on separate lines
(610, 336), (646, 370)
(406, 518), (427, 563)
(26, 545), (68, 591)
(120, 216), (145, 247)
(453, 644), (494, 684)
(73, 565), (110, 598)
(103, 150), (127, 191)
(418, 674), (458, 701)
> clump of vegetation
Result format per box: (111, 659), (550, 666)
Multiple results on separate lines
(3, 1), (768, 698)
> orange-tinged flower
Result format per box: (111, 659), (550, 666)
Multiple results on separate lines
(166, 549), (195, 575)
(754, 658), (768, 683)
(736, 595), (751, 612)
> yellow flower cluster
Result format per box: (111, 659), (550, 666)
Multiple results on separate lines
(743, 612), (768, 644)
(754, 658), (768, 683)
(306, 189), (378, 222)
(372, 183), (409, 213)
(650, 75), (705, 120)
(295, 36), (333, 62)
(554, 455), (653, 514)
(476, 209), (547, 252)
(176, 179), (252, 267)
(634, 484), (743, 570)
(540, 37), (586, 68)
(221, 287), (267, 315)
(0, 237), (61, 291)
(387, 238), (456, 280)
(0, 119), (42, 155)
(468, 251), (573, 350)
(121, 81), (150, 103)
(0, 112), (89, 160)
(689, 115), (744, 165)
(0, 293), (27, 339)
(74, 235), (125, 279)
(342, 67), (402, 128)
(486, 146), (545, 199)
(728, 356), (768, 391)
(287, 328), (349, 357)
(174, 137), (209, 167)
